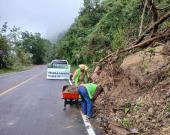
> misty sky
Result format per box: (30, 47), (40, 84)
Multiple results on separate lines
(0, 0), (83, 41)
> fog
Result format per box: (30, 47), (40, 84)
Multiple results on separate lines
(0, 0), (83, 41)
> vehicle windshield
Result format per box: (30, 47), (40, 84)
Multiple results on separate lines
(51, 61), (68, 69)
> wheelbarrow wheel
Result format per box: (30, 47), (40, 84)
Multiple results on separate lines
(63, 100), (67, 111)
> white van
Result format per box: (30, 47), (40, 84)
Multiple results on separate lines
(47, 60), (70, 80)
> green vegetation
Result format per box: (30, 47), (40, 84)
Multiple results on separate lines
(0, 22), (53, 72)
(124, 102), (132, 114)
(53, 0), (170, 66)
(120, 118), (133, 128)
(53, 0), (142, 65)
(1, 0), (169, 72)
(0, 65), (32, 74)
(165, 104), (170, 113)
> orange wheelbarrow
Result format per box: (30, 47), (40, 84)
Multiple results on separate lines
(62, 85), (80, 110)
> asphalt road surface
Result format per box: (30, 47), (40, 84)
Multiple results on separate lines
(0, 66), (89, 135)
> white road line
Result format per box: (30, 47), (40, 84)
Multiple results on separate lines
(0, 72), (22, 78)
(0, 66), (42, 78)
(68, 80), (96, 135)
(0, 69), (33, 78)
(0, 72), (44, 96)
(80, 111), (96, 135)
(69, 80), (73, 85)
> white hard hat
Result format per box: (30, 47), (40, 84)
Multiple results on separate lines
(79, 64), (88, 70)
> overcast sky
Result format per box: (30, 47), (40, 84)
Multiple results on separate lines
(0, 0), (83, 41)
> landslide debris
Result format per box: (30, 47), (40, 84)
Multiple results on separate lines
(93, 43), (170, 135)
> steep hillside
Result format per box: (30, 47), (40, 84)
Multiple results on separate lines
(54, 0), (169, 67)
(54, 1), (170, 134)
(94, 42), (170, 135)
(54, 0), (144, 65)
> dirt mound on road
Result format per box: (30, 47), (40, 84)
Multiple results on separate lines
(93, 44), (170, 135)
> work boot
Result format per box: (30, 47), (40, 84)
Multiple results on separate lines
(86, 115), (94, 119)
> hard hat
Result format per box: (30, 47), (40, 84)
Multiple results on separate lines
(79, 64), (88, 70)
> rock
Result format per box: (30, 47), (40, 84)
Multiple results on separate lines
(129, 128), (139, 134)
(148, 108), (154, 116)
(109, 124), (130, 135)
(64, 85), (77, 93)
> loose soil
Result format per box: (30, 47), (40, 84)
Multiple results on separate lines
(93, 43), (170, 135)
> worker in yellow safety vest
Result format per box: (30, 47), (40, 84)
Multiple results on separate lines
(78, 83), (103, 119)
(72, 64), (89, 86)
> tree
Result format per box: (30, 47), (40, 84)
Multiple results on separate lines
(21, 31), (52, 64)
(0, 34), (9, 68)
(84, 0), (100, 10)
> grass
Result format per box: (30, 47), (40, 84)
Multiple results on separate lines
(0, 65), (33, 74)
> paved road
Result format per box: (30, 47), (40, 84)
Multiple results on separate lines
(0, 66), (88, 135)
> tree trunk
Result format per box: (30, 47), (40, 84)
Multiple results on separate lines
(121, 33), (170, 53)
(147, 0), (159, 36)
(139, 0), (147, 37)
(135, 11), (170, 44)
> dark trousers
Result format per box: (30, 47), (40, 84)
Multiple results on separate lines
(78, 86), (92, 117)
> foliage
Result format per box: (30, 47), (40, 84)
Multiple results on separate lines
(1, 0), (169, 69)
(0, 34), (9, 68)
(21, 32), (53, 64)
(124, 102), (132, 114)
(53, 0), (142, 65)
(53, 0), (170, 66)
(0, 22), (53, 69)
(120, 118), (133, 128)
(165, 104), (170, 113)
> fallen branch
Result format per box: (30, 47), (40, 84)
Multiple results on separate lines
(97, 49), (120, 64)
(120, 33), (170, 53)
(156, 5), (170, 10)
(97, 12), (170, 65)
(135, 11), (170, 44)
(97, 53), (114, 64)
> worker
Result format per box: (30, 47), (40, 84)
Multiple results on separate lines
(77, 83), (103, 118)
(72, 64), (89, 86)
